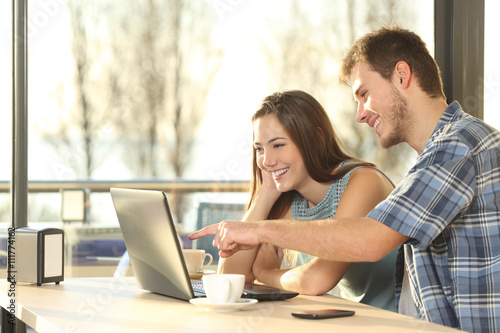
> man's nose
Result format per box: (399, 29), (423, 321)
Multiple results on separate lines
(356, 103), (370, 123)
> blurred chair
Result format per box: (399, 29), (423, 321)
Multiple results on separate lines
(193, 202), (245, 264)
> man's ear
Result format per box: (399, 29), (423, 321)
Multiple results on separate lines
(395, 61), (411, 89)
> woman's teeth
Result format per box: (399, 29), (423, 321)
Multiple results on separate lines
(273, 168), (289, 177)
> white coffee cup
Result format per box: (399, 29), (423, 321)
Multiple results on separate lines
(182, 249), (213, 274)
(202, 274), (245, 304)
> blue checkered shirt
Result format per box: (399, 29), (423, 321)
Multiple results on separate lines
(368, 101), (500, 332)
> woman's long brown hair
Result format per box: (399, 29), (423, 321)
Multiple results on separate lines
(246, 90), (375, 219)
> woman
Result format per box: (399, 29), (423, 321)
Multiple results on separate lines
(219, 90), (397, 311)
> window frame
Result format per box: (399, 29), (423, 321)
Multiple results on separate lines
(434, 0), (485, 119)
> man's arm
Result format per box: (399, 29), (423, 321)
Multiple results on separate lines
(189, 217), (408, 262)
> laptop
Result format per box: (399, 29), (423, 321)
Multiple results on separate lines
(110, 187), (299, 302)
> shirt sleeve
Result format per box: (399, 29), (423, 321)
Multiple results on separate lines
(368, 136), (476, 249)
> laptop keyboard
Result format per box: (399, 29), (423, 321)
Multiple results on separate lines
(191, 281), (206, 297)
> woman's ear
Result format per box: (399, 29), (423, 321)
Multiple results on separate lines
(314, 126), (328, 152)
(315, 126), (326, 144)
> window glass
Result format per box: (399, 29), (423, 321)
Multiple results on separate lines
(0, 0), (12, 182)
(484, 0), (500, 129)
(0, 1), (12, 275)
(7, 0), (434, 277)
(0, 0), (11, 180)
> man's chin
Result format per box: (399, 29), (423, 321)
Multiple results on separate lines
(378, 134), (397, 149)
(379, 140), (391, 149)
(377, 135), (387, 148)
(380, 137), (403, 149)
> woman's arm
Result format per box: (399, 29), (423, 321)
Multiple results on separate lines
(217, 172), (281, 282)
(252, 243), (350, 295)
(251, 167), (395, 294)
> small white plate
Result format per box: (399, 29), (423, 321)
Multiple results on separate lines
(189, 298), (258, 312)
(189, 270), (216, 280)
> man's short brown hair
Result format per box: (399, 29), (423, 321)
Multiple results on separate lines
(339, 26), (445, 99)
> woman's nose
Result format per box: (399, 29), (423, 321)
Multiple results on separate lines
(262, 151), (277, 169)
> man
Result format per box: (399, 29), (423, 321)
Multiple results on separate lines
(190, 26), (500, 332)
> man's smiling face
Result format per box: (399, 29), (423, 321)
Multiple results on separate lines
(351, 61), (410, 148)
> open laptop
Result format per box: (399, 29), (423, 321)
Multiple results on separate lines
(110, 187), (298, 302)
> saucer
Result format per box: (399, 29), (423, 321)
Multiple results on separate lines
(189, 270), (216, 280)
(189, 298), (258, 312)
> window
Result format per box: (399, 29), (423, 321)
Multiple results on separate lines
(0, 0), (12, 186)
(0, 1), (12, 277)
(5, 0), (434, 277)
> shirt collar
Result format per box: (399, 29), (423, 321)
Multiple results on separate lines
(419, 101), (463, 156)
(432, 100), (463, 134)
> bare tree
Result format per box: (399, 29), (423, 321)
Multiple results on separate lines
(104, 0), (223, 222)
(40, 0), (109, 179)
(102, 0), (169, 178)
(164, 1), (223, 179)
(263, 0), (417, 181)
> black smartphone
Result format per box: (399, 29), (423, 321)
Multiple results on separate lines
(291, 309), (355, 319)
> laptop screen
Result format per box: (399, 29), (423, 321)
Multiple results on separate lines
(111, 187), (195, 300)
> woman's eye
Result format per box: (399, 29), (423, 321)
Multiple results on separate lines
(254, 147), (263, 153)
(274, 143), (284, 149)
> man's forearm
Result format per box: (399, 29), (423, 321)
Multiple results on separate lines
(190, 216), (407, 261)
(256, 217), (405, 262)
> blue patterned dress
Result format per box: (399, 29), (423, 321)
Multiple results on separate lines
(281, 163), (397, 312)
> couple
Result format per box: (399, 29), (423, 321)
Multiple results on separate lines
(190, 26), (500, 333)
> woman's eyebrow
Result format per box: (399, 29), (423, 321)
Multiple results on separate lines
(268, 137), (286, 144)
(254, 137), (287, 146)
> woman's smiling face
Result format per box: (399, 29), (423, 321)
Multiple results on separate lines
(253, 114), (309, 193)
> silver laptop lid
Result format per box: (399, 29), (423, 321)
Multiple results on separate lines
(110, 187), (194, 300)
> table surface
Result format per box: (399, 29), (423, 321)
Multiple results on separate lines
(1, 277), (463, 333)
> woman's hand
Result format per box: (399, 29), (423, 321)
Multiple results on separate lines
(251, 243), (283, 280)
(256, 169), (282, 205)
(215, 170), (280, 281)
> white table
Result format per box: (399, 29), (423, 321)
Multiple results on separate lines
(1, 277), (464, 333)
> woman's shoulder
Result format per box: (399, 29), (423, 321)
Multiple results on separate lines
(348, 165), (394, 186)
